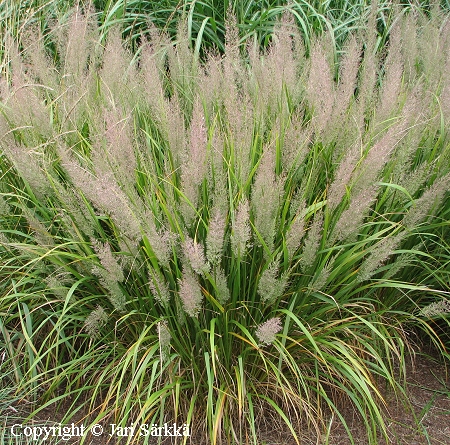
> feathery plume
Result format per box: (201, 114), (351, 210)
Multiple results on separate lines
(0, 76), (52, 196)
(223, 11), (248, 153)
(214, 267), (231, 305)
(282, 115), (311, 173)
(231, 199), (251, 258)
(257, 256), (289, 305)
(357, 234), (404, 282)
(60, 150), (141, 241)
(403, 173), (450, 229)
(351, 113), (410, 199)
(163, 94), (186, 170)
(91, 239), (124, 283)
(182, 236), (210, 277)
(24, 209), (55, 248)
(336, 35), (361, 114)
(100, 27), (135, 103)
(46, 272), (74, 300)
(22, 24), (57, 91)
(4, 36), (52, 139)
(90, 271), (126, 312)
(375, 24), (404, 127)
(322, 35), (361, 147)
(420, 299), (450, 317)
(118, 233), (140, 259)
(256, 317), (282, 346)
(274, 13), (299, 95)
(140, 26), (167, 118)
(310, 257), (335, 292)
(300, 211), (324, 272)
(327, 145), (359, 210)
(167, 19), (197, 102)
(233, 95), (254, 187)
(223, 12), (240, 115)
(0, 232), (9, 245)
(356, 1), (378, 122)
(188, 97), (208, 176)
(441, 66), (450, 127)
(222, 15), (253, 184)
(206, 208), (227, 266)
(52, 181), (95, 238)
(400, 14), (418, 84)
(157, 320), (171, 362)
(417, 13), (447, 94)
(224, 9), (242, 83)
(285, 202), (306, 264)
(390, 111), (427, 188)
(3, 142), (52, 200)
(179, 268), (203, 317)
(251, 145), (284, 255)
(90, 239), (127, 311)
(149, 272), (171, 307)
(0, 194), (11, 216)
(398, 163), (431, 202)
(199, 52), (223, 119)
(94, 173), (141, 240)
(207, 131), (226, 196)
(306, 36), (335, 135)
(262, 12), (298, 112)
(62, 5), (95, 83)
(383, 244), (421, 280)
(143, 211), (174, 268)
(332, 186), (378, 243)
(180, 98), (208, 226)
(52, 6), (98, 130)
(189, 99), (208, 171)
(103, 107), (137, 184)
(224, 90), (254, 188)
(84, 306), (108, 339)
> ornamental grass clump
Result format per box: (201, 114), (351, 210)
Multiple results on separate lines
(1, 5), (450, 445)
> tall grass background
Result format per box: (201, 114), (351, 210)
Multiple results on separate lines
(3, 0), (450, 57)
(1, 1), (450, 444)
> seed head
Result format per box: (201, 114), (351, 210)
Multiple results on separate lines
(256, 317), (283, 346)
(178, 268), (203, 318)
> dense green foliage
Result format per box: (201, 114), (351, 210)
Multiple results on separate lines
(2, 0), (450, 56)
(1, 2), (450, 445)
